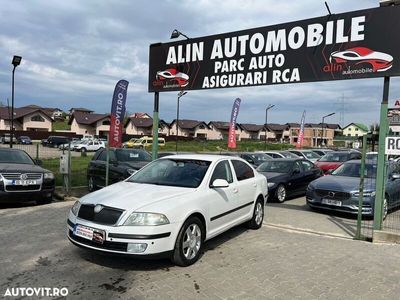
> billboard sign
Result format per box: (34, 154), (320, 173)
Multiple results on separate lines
(149, 6), (400, 92)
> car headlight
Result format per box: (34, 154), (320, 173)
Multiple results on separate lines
(124, 212), (169, 226)
(127, 168), (137, 175)
(267, 182), (276, 188)
(352, 191), (376, 197)
(44, 172), (54, 180)
(71, 201), (81, 216)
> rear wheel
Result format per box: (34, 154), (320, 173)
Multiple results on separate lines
(81, 147), (87, 153)
(88, 176), (96, 192)
(275, 184), (287, 203)
(246, 199), (264, 229)
(383, 197), (388, 220)
(172, 217), (204, 267)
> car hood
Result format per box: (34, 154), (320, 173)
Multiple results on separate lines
(80, 181), (195, 211)
(258, 172), (288, 183)
(310, 175), (376, 192)
(0, 163), (49, 173)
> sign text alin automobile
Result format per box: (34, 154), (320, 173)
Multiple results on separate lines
(149, 6), (400, 92)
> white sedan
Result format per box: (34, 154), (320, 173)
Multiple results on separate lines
(67, 154), (268, 266)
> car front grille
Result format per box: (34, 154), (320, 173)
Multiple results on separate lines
(1, 173), (42, 180)
(6, 185), (41, 191)
(315, 189), (351, 201)
(77, 204), (124, 225)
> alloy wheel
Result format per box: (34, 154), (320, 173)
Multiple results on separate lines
(182, 224), (201, 260)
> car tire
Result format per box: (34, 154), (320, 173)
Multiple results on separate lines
(88, 176), (97, 192)
(383, 197), (388, 221)
(275, 184), (287, 203)
(171, 217), (204, 267)
(81, 147), (87, 153)
(246, 199), (264, 229)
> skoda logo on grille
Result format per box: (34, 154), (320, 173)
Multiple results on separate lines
(20, 174), (28, 180)
(328, 191), (336, 198)
(94, 204), (103, 213)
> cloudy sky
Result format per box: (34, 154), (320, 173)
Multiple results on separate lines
(0, 0), (399, 127)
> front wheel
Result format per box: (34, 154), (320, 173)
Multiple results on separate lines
(383, 197), (388, 220)
(171, 217), (204, 267)
(88, 176), (96, 192)
(246, 199), (264, 229)
(81, 147), (87, 153)
(275, 184), (287, 203)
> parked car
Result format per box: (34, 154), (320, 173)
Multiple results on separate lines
(67, 154), (267, 266)
(288, 150), (321, 163)
(263, 151), (299, 159)
(1, 133), (17, 144)
(0, 149), (55, 204)
(366, 152), (378, 161)
(315, 151), (362, 174)
(131, 136), (166, 148)
(87, 148), (152, 191)
(73, 140), (105, 153)
(306, 160), (400, 218)
(221, 152), (272, 167)
(122, 138), (140, 148)
(42, 136), (69, 148)
(257, 158), (322, 202)
(310, 148), (333, 157)
(59, 139), (81, 150)
(17, 136), (32, 145)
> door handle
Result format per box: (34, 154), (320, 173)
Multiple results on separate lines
(233, 188), (238, 194)
(253, 183), (257, 187)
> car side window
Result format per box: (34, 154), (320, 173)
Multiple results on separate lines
(301, 160), (314, 171)
(97, 150), (107, 161)
(293, 161), (302, 173)
(232, 160), (254, 181)
(210, 160), (233, 185)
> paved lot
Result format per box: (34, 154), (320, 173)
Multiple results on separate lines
(1, 200), (400, 299)
(0, 144), (92, 159)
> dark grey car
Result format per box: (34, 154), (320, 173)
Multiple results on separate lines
(306, 160), (400, 218)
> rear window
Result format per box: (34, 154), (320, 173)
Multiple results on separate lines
(232, 160), (254, 181)
(319, 152), (349, 162)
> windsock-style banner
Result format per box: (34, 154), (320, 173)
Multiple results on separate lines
(228, 98), (241, 148)
(109, 80), (129, 148)
(296, 110), (306, 149)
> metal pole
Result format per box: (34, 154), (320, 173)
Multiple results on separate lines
(67, 140), (71, 195)
(176, 95), (180, 152)
(151, 92), (159, 160)
(356, 134), (368, 240)
(374, 76), (390, 231)
(265, 108), (268, 147)
(10, 66), (16, 149)
(321, 117), (325, 147)
(105, 135), (110, 186)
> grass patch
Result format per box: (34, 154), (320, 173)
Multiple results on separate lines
(52, 120), (70, 131)
(43, 155), (92, 187)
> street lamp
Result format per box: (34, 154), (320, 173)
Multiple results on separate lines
(10, 55), (22, 149)
(321, 112), (335, 147)
(170, 29), (190, 40)
(265, 104), (275, 147)
(176, 91), (187, 152)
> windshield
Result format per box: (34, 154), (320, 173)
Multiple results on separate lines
(332, 162), (377, 178)
(302, 151), (320, 159)
(319, 152), (349, 162)
(127, 159), (211, 188)
(116, 149), (152, 162)
(257, 160), (293, 173)
(0, 150), (34, 165)
(280, 151), (299, 158)
(246, 153), (271, 163)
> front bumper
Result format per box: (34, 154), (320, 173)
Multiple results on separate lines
(67, 213), (180, 255)
(306, 190), (374, 216)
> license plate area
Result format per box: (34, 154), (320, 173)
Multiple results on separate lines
(73, 224), (105, 244)
(322, 198), (342, 206)
(12, 180), (37, 185)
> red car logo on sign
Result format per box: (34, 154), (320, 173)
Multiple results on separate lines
(155, 69), (189, 88)
(329, 47), (393, 72)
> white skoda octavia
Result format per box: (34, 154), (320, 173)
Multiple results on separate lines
(67, 154), (268, 266)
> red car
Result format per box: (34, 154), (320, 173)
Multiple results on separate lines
(330, 47), (393, 72)
(156, 69), (189, 87)
(315, 151), (362, 175)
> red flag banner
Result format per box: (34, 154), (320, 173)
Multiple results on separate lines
(296, 110), (306, 149)
(228, 98), (241, 148)
(109, 80), (129, 148)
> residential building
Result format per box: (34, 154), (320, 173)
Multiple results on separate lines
(288, 123), (339, 147)
(68, 111), (110, 136)
(264, 124), (290, 142)
(169, 119), (210, 139)
(0, 106), (54, 132)
(342, 123), (368, 137)
(208, 121), (242, 140)
(125, 117), (170, 136)
(69, 107), (94, 115)
(240, 124), (265, 140)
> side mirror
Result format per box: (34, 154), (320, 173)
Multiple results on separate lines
(35, 159), (43, 166)
(211, 179), (229, 188)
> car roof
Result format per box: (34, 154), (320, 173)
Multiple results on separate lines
(159, 154), (247, 162)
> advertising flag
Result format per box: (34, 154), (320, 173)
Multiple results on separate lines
(228, 98), (241, 148)
(296, 111), (306, 149)
(108, 80), (129, 148)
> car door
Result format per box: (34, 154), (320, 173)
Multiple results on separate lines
(90, 149), (107, 187)
(207, 160), (240, 236)
(287, 161), (304, 195)
(230, 159), (258, 221)
(299, 160), (321, 192)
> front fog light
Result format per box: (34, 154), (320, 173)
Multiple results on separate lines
(127, 243), (148, 253)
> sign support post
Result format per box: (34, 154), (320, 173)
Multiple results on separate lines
(374, 76), (390, 230)
(151, 92), (159, 160)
